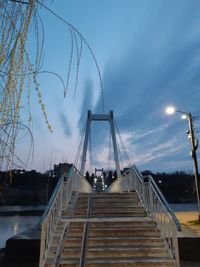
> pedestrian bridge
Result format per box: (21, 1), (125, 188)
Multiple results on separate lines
(39, 111), (181, 267)
(39, 166), (181, 267)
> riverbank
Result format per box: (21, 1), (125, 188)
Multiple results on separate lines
(0, 215), (41, 249)
(175, 211), (200, 266)
(175, 211), (200, 237)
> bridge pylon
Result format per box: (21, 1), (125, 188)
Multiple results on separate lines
(80, 110), (121, 178)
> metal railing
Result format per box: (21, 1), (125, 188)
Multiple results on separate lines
(107, 166), (181, 267)
(39, 165), (93, 267)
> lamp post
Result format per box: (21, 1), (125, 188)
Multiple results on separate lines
(166, 106), (200, 223)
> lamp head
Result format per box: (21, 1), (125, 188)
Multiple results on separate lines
(181, 114), (187, 120)
(165, 106), (176, 115)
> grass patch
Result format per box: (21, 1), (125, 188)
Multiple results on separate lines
(187, 220), (200, 226)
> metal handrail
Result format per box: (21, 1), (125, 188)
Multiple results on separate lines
(147, 175), (181, 231)
(38, 176), (63, 227)
(121, 166), (181, 231)
(39, 165), (93, 267)
(108, 165), (180, 267)
(144, 176), (180, 267)
(79, 194), (92, 267)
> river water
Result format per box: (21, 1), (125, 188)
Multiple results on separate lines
(0, 203), (198, 249)
(0, 206), (44, 249)
(169, 203), (198, 212)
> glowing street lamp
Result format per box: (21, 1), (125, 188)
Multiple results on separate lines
(166, 106), (200, 223)
(181, 114), (187, 120)
(166, 106), (176, 115)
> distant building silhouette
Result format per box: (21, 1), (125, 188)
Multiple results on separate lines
(54, 163), (72, 178)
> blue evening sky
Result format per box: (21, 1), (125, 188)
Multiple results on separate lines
(18, 0), (200, 173)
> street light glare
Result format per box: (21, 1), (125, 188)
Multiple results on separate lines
(166, 106), (176, 115)
(181, 114), (187, 120)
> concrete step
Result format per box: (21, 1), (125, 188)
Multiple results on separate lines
(88, 225), (156, 231)
(92, 195), (139, 200)
(92, 192), (137, 196)
(90, 207), (145, 212)
(89, 221), (156, 228)
(85, 257), (175, 267)
(59, 264), (78, 267)
(87, 237), (165, 247)
(92, 197), (139, 200)
(75, 201), (88, 206)
(86, 247), (169, 258)
(92, 199), (139, 203)
(91, 206), (143, 210)
(91, 204), (141, 209)
(90, 211), (147, 217)
(61, 248), (81, 258)
(90, 210), (145, 216)
(59, 258), (80, 265)
(63, 237), (82, 247)
(91, 199), (139, 204)
(72, 214), (89, 218)
(92, 193), (138, 196)
(75, 198), (89, 202)
(67, 229), (84, 235)
(74, 213), (87, 217)
(88, 228), (160, 237)
(77, 194), (89, 198)
(92, 195), (138, 198)
(74, 205), (88, 210)
(68, 222), (85, 228)
(67, 232), (84, 237)
(87, 244), (166, 249)
(76, 202), (88, 206)
(73, 214), (89, 218)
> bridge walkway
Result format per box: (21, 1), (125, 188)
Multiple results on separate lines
(44, 192), (175, 267)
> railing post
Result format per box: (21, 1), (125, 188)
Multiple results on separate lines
(147, 176), (154, 217)
(39, 222), (45, 267)
(142, 176), (149, 211)
(173, 223), (180, 267)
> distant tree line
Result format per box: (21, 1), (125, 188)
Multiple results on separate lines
(0, 167), (197, 205)
(142, 170), (196, 203)
(0, 170), (59, 205)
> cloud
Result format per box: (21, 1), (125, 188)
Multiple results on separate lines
(78, 79), (94, 134)
(95, 1), (200, 124)
(59, 112), (72, 137)
(87, 120), (190, 172)
(89, 1), (200, 171)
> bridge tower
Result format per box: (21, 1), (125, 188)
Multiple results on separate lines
(80, 110), (121, 178)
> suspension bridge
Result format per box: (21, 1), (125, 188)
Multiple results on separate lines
(39, 110), (181, 267)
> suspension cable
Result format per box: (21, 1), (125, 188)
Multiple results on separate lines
(107, 127), (112, 171)
(114, 119), (132, 168)
(117, 135), (124, 170)
(89, 127), (93, 174)
(74, 124), (86, 170)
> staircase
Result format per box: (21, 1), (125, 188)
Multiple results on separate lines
(44, 192), (175, 267)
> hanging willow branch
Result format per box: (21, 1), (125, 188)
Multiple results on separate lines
(0, 0), (46, 171)
(0, 0), (104, 174)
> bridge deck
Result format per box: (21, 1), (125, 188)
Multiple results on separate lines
(44, 192), (175, 267)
